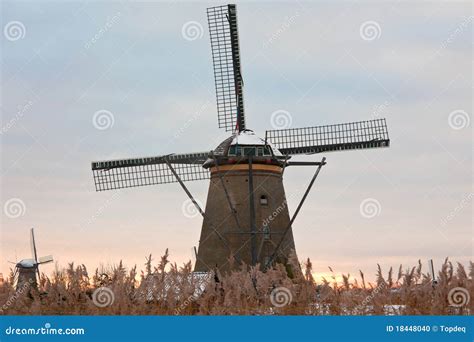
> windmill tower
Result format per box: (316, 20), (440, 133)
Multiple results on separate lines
(14, 228), (54, 290)
(91, 4), (390, 274)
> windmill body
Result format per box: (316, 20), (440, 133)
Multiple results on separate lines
(14, 228), (53, 291)
(91, 4), (390, 274)
(15, 260), (38, 290)
(195, 130), (297, 272)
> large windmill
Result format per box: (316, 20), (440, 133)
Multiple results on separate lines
(13, 228), (54, 290)
(91, 4), (389, 274)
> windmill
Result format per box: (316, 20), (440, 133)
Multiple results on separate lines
(91, 4), (390, 274)
(13, 228), (54, 290)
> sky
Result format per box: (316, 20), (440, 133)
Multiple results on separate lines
(1, 0), (472, 283)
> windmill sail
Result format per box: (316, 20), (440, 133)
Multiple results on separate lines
(207, 4), (245, 132)
(266, 119), (390, 155)
(39, 255), (54, 264)
(91, 151), (210, 191)
(29, 228), (41, 280)
(30, 228), (38, 263)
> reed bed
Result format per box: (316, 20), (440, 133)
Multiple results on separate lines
(0, 252), (472, 315)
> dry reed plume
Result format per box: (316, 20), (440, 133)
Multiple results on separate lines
(0, 251), (472, 315)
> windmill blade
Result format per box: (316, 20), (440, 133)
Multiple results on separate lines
(266, 118), (390, 155)
(91, 151), (211, 192)
(29, 228), (41, 281)
(207, 4), (245, 132)
(39, 255), (54, 264)
(30, 228), (38, 263)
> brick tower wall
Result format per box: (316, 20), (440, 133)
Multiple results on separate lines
(194, 164), (298, 273)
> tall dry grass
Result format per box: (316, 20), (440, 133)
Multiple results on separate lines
(0, 252), (472, 315)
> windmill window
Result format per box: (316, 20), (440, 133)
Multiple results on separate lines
(263, 226), (270, 240)
(256, 147), (264, 156)
(228, 145), (237, 156)
(263, 146), (272, 156)
(260, 195), (268, 205)
(243, 147), (256, 156)
(236, 146), (242, 155)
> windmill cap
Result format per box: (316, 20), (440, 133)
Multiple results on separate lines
(17, 259), (37, 268)
(214, 130), (283, 157)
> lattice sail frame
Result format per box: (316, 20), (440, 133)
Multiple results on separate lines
(92, 152), (210, 192)
(266, 119), (390, 155)
(207, 4), (245, 132)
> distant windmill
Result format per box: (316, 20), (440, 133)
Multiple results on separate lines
(91, 4), (390, 274)
(14, 228), (53, 290)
